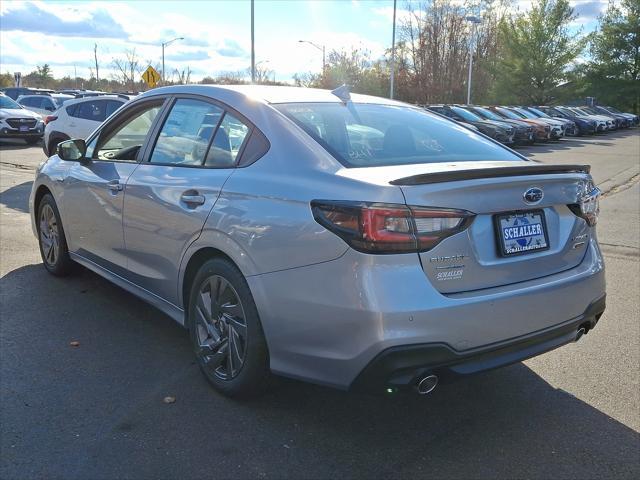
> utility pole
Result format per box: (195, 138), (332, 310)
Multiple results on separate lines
(161, 37), (184, 85)
(465, 16), (481, 104)
(390, 0), (397, 99)
(94, 43), (99, 84)
(251, 0), (255, 83)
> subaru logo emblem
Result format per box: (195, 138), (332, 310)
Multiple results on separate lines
(523, 187), (544, 204)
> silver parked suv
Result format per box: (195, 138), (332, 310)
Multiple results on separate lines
(29, 86), (606, 397)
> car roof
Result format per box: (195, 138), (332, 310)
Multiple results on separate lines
(64, 95), (127, 106)
(137, 84), (408, 107)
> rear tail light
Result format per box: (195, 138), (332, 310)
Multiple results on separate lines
(311, 200), (475, 254)
(44, 115), (57, 125)
(568, 180), (600, 226)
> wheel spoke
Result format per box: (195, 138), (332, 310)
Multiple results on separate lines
(227, 331), (236, 376)
(220, 301), (242, 319)
(197, 290), (213, 320)
(229, 325), (244, 364)
(45, 242), (54, 262)
(199, 338), (227, 370)
(224, 314), (247, 339)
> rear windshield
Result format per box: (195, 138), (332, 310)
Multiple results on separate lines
(450, 106), (482, 122)
(275, 102), (519, 168)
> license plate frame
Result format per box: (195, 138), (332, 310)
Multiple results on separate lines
(19, 126), (29, 132)
(494, 209), (550, 257)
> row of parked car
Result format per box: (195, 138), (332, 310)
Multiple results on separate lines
(0, 88), (138, 154)
(425, 104), (639, 146)
(2, 85), (638, 155)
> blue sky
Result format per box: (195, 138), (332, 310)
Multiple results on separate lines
(0, 0), (609, 83)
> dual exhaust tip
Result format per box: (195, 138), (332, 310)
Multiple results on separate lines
(416, 374), (438, 395)
(414, 324), (589, 395)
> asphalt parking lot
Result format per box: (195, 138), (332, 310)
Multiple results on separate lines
(1, 131), (639, 479)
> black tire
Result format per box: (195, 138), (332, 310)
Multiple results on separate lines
(26, 137), (40, 145)
(37, 193), (74, 276)
(188, 258), (270, 398)
(47, 136), (66, 156)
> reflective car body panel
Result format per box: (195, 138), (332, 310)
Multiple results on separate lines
(29, 85), (607, 390)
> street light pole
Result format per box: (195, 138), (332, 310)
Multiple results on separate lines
(390, 0), (397, 99)
(298, 40), (326, 74)
(251, 0), (255, 83)
(465, 16), (481, 105)
(161, 37), (184, 85)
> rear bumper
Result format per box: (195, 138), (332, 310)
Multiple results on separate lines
(249, 238), (606, 390)
(351, 295), (605, 392)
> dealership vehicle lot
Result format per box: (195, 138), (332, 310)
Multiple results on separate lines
(1, 130), (639, 478)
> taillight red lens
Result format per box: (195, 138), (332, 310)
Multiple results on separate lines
(44, 115), (57, 125)
(311, 201), (474, 254)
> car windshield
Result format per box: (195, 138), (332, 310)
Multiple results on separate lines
(276, 102), (519, 168)
(495, 107), (523, 120)
(607, 106), (622, 114)
(0, 96), (22, 109)
(528, 107), (549, 118)
(512, 108), (536, 119)
(472, 107), (503, 121)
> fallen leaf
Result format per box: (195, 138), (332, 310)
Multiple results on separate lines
(163, 396), (176, 404)
(69, 341), (80, 347)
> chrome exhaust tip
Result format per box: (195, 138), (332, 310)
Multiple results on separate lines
(416, 374), (438, 395)
(575, 327), (586, 342)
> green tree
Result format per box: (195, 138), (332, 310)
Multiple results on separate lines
(491, 0), (586, 104)
(0, 72), (13, 88)
(580, 0), (640, 112)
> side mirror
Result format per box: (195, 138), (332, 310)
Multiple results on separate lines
(57, 139), (87, 161)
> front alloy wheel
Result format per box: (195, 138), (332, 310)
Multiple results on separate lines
(39, 203), (60, 267)
(37, 193), (73, 276)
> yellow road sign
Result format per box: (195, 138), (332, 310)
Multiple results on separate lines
(142, 66), (161, 88)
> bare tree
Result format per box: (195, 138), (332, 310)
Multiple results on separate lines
(254, 63), (274, 84)
(396, 0), (508, 104)
(175, 66), (192, 84)
(111, 48), (143, 90)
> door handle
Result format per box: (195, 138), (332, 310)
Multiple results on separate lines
(181, 192), (205, 206)
(107, 180), (123, 192)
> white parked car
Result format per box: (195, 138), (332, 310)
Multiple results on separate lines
(43, 95), (127, 155)
(0, 93), (44, 144)
(17, 94), (75, 117)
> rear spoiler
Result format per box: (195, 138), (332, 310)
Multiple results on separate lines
(390, 164), (591, 186)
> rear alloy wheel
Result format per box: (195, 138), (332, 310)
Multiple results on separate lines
(189, 258), (269, 398)
(37, 193), (73, 276)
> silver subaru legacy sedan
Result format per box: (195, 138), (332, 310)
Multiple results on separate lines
(29, 85), (606, 397)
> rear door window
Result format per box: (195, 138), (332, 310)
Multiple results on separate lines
(76, 100), (108, 122)
(105, 100), (124, 118)
(149, 99), (223, 166)
(205, 113), (249, 167)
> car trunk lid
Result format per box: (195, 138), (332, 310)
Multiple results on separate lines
(338, 161), (593, 294)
